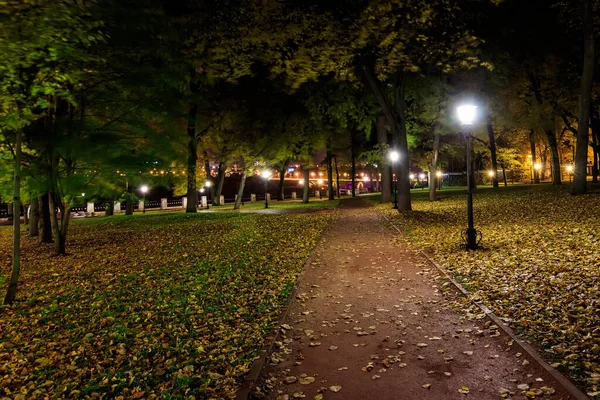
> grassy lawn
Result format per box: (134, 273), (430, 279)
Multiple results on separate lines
(206, 197), (340, 212)
(375, 184), (600, 395)
(0, 210), (331, 399)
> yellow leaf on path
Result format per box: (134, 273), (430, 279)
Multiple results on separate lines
(329, 385), (342, 393)
(299, 377), (315, 385)
(458, 386), (469, 394)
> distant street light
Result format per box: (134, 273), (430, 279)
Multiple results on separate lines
(567, 165), (574, 182)
(140, 185), (149, 214)
(205, 181), (212, 209)
(436, 171), (443, 190)
(389, 150), (400, 209)
(457, 104), (479, 250)
(533, 163), (542, 183)
(262, 169), (271, 208)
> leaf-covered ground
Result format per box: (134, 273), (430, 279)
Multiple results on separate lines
(218, 198), (340, 211)
(0, 211), (330, 399)
(376, 185), (600, 397)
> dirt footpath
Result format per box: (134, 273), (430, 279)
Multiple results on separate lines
(251, 198), (575, 400)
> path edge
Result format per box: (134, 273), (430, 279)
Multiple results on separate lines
(235, 208), (338, 400)
(380, 211), (590, 400)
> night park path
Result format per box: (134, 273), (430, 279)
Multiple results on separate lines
(251, 198), (575, 400)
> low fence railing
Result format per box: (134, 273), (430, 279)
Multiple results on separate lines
(0, 190), (319, 219)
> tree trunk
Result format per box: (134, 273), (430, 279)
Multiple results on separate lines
(48, 192), (69, 256)
(593, 134), (599, 184)
(4, 128), (22, 305)
(234, 169), (247, 210)
(23, 204), (29, 226)
(545, 129), (562, 185)
(501, 163), (508, 186)
(58, 206), (71, 255)
(29, 198), (39, 237)
(185, 104), (199, 213)
(393, 71), (412, 211)
(203, 151), (216, 201)
(351, 132), (357, 197)
(277, 160), (288, 201)
(429, 131), (440, 201)
(302, 167), (309, 203)
(362, 64), (410, 209)
(326, 150), (334, 200)
(39, 194), (52, 242)
(105, 200), (114, 216)
(334, 156), (341, 198)
(377, 114), (391, 202)
(573, 0), (595, 194)
(540, 146), (548, 181)
(487, 123), (499, 188)
(125, 192), (133, 215)
(529, 130), (540, 184)
(213, 161), (225, 206)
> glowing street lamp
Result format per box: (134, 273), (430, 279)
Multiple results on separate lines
(436, 171), (443, 190)
(262, 169), (271, 208)
(457, 103), (479, 250)
(389, 150), (400, 209)
(140, 185), (148, 214)
(205, 180), (212, 209)
(566, 165), (574, 182)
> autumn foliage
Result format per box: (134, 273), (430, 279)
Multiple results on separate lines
(0, 212), (329, 398)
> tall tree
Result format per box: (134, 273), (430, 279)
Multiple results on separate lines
(0, 0), (104, 303)
(573, 0), (595, 194)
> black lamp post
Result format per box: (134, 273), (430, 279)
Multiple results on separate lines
(457, 104), (479, 251)
(262, 170), (271, 208)
(140, 185), (148, 214)
(389, 150), (399, 209)
(205, 181), (212, 209)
